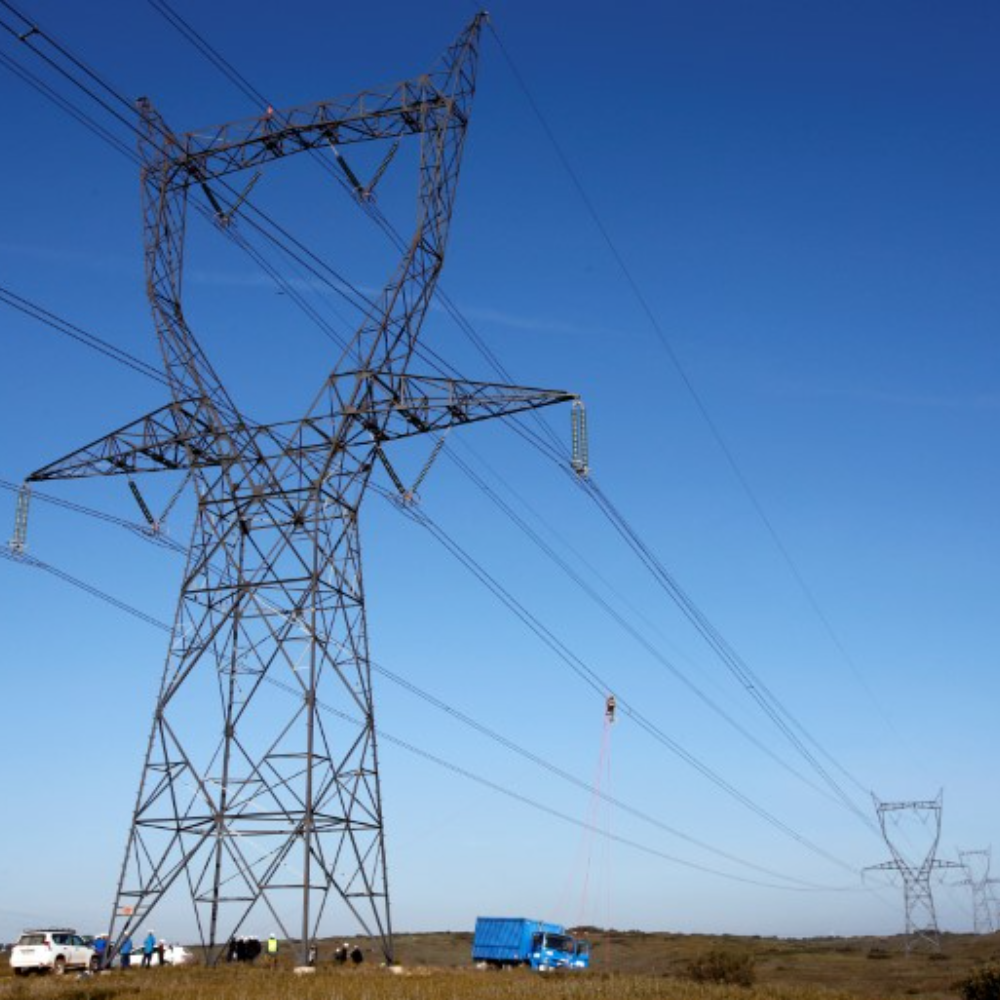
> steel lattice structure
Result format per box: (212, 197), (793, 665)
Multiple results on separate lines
(867, 793), (959, 952)
(26, 13), (578, 965)
(956, 848), (999, 935)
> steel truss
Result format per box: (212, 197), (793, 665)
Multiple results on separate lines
(867, 793), (959, 952)
(27, 13), (577, 964)
(956, 848), (999, 935)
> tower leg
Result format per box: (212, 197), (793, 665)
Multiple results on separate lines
(108, 468), (392, 963)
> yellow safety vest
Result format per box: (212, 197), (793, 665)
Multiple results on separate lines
(267, 937), (278, 954)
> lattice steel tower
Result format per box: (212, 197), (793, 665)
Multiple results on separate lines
(956, 848), (999, 935)
(867, 793), (959, 952)
(25, 14), (578, 964)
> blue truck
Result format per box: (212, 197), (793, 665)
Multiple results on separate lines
(471, 917), (590, 971)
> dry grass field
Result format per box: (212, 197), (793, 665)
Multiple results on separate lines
(3, 930), (1000, 1000)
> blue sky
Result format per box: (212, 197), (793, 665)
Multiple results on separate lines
(0, 0), (997, 946)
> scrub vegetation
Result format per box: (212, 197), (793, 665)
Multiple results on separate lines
(5, 931), (1000, 1000)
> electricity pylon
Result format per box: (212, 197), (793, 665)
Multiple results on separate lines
(867, 793), (960, 952)
(956, 849), (1000, 934)
(25, 14), (578, 965)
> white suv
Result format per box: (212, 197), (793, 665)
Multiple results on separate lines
(10, 929), (96, 975)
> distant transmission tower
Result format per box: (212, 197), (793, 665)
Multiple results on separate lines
(956, 848), (999, 935)
(867, 793), (959, 952)
(24, 14), (579, 965)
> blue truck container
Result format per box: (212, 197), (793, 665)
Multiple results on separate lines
(471, 917), (590, 970)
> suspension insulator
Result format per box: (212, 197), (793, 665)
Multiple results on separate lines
(128, 479), (156, 527)
(9, 482), (31, 553)
(571, 399), (589, 477)
(407, 431), (448, 503)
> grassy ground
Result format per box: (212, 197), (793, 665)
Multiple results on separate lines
(0, 965), (861, 1000)
(2, 930), (999, 1000)
(388, 928), (1000, 997)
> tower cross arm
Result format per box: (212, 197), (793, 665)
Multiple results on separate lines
(26, 401), (231, 482)
(324, 372), (578, 443)
(953, 875), (1000, 887)
(176, 82), (447, 183)
(865, 860), (963, 875)
(168, 12), (488, 185)
(877, 800), (944, 812)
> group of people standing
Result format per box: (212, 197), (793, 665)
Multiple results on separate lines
(226, 934), (281, 966)
(91, 931), (167, 970)
(92, 930), (365, 970)
(227, 935), (362, 968)
(333, 942), (364, 965)
(226, 936), (264, 963)
(139, 932), (167, 968)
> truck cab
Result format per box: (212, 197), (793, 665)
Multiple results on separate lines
(530, 930), (579, 969)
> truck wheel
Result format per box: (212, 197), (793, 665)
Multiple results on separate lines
(52, 958), (66, 976)
(90, 955), (100, 971)
(13, 969), (28, 977)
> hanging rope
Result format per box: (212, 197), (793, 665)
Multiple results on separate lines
(574, 698), (615, 933)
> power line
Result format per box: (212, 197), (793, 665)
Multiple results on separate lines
(3, 0), (879, 877)
(385, 488), (861, 875)
(0, 47), (140, 164)
(483, 16), (903, 748)
(497, 414), (876, 832)
(581, 475), (876, 827)
(131, 0), (878, 843)
(0, 278), (873, 859)
(142, 0), (568, 458)
(0, 9), (899, 824)
(1, 427), (866, 880)
(0, 546), (172, 631)
(0, 539), (855, 894)
(0, 281), (871, 869)
(0, 2), (379, 326)
(2, 308), (876, 910)
(0, 6), (476, 391)
(2, 3), (927, 943)
(369, 659), (838, 889)
(7, 456), (852, 880)
(0, 477), (185, 551)
(273, 673), (858, 894)
(2, 105), (876, 864)
(440, 443), (843, 807)
(0, 283), (166, 385)
(3, 0), (565, 476)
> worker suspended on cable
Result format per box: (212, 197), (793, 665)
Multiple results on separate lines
(605, 694), (616, 724)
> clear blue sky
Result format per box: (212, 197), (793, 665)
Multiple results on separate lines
(1, 0), (997, 946)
